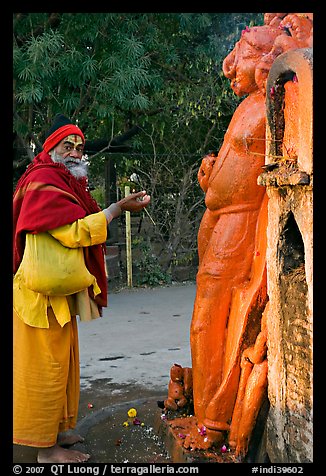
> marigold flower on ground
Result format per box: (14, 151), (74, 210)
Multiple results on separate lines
(127, 408), (137, 418)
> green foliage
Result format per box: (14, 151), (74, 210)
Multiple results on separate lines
(90, 186), (106, 209)
(13, 12), (263, 163)
(132, 237), (172, 287)
(13, 12), (264, 284)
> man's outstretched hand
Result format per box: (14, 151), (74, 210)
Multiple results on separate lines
(103, 191), (151, 222)
(117, 190), (151, 212)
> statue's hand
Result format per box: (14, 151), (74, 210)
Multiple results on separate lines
(198, 154), (216, 192)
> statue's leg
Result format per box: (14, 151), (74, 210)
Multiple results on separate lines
(179, 211), (231, 450)
(235, 359), (268, 459)
(184, 269), (234, 450)
(231, 308), (268, 457)
(191, 276), (233, 423)
(196, 209), (263, 435)
(191, 211), (257, 426)
(228, 355), (254, 448)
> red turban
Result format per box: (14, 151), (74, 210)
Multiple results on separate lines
(43, 124), (85, 153)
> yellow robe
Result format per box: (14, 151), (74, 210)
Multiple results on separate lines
(13, 211), (107, 328)
(13, 211), (107, 447)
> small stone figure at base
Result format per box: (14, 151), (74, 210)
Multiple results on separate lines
(164, 363), (193, 413)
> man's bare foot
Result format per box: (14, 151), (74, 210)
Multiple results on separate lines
(57, 431), (85, 447)
(37, 444), (90, 463)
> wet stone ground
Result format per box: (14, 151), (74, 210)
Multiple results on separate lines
(13, 380), (171, 464)
(13, 379), (236, 464)
(76, 381), (172, 463)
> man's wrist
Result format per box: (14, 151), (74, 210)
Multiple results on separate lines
(103, 203), (122, 222)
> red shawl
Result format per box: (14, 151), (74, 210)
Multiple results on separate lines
(13, 150), (107, 309)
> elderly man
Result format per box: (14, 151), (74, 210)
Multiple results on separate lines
(13, 114), (150, 463)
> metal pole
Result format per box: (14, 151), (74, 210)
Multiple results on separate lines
(124, 185), (133, 287)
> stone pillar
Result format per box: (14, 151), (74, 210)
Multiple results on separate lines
(258, 48), (313, 462)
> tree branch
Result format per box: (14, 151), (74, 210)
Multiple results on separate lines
(84, 125), (142, 155)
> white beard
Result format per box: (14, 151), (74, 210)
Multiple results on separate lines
(51, 150), (88, 179)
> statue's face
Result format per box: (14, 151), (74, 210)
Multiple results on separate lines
(222, 26), (282, 97)
(223, 38), (259, 97)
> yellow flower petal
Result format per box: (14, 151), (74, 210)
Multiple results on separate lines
(127, 408), (137, 418)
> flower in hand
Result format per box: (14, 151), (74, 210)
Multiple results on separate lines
(118, 190), (151, 212)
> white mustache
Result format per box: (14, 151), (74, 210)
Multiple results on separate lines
(51, 152), (88, 178)
(65, 157), (81, 164)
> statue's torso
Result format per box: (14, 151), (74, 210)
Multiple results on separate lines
(205, 93), (266, 212)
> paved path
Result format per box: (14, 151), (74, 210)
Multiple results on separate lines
(78, 282), (196, 390)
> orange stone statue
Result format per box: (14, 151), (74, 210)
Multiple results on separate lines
(175, 13), (313, 457)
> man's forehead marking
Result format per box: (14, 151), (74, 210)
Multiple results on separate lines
(63, 135), (84, 146)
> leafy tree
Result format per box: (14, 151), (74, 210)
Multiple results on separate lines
(13, 13), (262, 171)
(13, 12), (264, 281)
